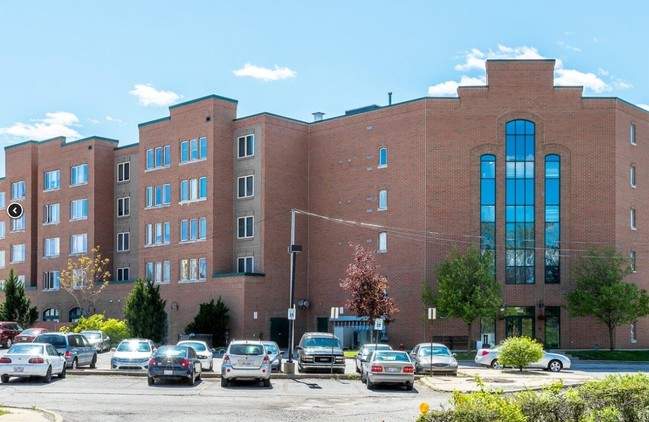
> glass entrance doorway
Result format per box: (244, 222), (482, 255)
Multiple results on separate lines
(504, 306), (535, 338)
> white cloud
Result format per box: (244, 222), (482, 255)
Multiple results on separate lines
(558, 41), (582, 53)
(233, 63), (296, 81)
(88, 118), (101, 124)
(554, 68), (610, 92)
(0, 111), (82, 141)
(428, 75), (486, 96)
(638, 104), (649, 111)
(129, 84), (182, 107)
(454, 45), (544, 71)
(106, 115), (124, 125)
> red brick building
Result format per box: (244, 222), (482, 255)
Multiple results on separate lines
(1, 59), (648, 350)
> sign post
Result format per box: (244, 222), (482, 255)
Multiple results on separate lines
(428, 308), (436, 372)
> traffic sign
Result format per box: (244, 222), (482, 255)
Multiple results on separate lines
(7, 202), (23, 219)
(288, 307), (296, 320)
(374, 318), (384, 330)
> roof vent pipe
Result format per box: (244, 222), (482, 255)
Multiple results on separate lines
(388, 92), (392, 105)
(312, 112), (325, 122)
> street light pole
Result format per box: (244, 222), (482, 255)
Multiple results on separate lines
(287, 209), (301, 363)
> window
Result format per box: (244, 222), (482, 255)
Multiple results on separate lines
(180, 217), (207, 242)
(70, 234), (87, 254)
(0, 192), (5, 208)
(630, 251), (637, 273)
(71, 164), (88, 186)
(16, 275), (25, 287)
(43, 271), (60, 291)
(630, 165), (636, 187)
(146, 146), (170, 170)
(630, 123), (636, 145)
(238, 256), (253, 273)
(146, 184), (170, 207)
(378, 232), (387, 252)
(43, 308), (60, 322)
(117, 197), (130, 217)
(180, 178), (207, 202)
(44, 203), (60, 224)
(238, 175), (254, 198)
(481, 154), (497, 272)
(631, 321), (638, 343)
(378, 147), (387, 167)
(44, 238), (60, 257)
(71, 199), (88, 220)
(117, 162), (130, 182)
(69, 307), (82, 323)
(147, 261), (170, 283)
(11, 244), (26, 263)
(238, 134), (254, 158)
(117, 232), (130, 252)
(11, 214), (25, 231)
(631, 208), (637, 230)
(0, 222), (4, 239)
(238, 216), (254, 238)
(200, 137), (207, 159)
(72, 269), (86, 288)
(11, 181), (26, 200)
(181, 138), (207, 163)
(145, 222), (170, 246)
(0, 251), (5, 268)
(378, 189), (387, 210)
(545, 155), (561, 284)
(505, 120), (536, 284)
(44, 170), (60, 191)
(179, 258), (206, 281)
(116, 267), (130, 282)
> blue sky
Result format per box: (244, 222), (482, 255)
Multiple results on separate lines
(1, 1), (648, 177)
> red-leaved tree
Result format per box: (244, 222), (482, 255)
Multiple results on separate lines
(340, 244), (399, 342)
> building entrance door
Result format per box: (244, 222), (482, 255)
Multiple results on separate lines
(270, 317), (289, 348)
(503, 306), (535, 339)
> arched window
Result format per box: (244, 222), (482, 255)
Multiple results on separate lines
(545, 154), (560, 284)
(480, 154), (496, 270)
(505, 120), (535, 284)
(69, 307), (82, 323)
(43, 308), (60, 322)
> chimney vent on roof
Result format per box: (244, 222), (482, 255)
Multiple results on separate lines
(312, 112), (325, 122)
(388, 92), (392, 105)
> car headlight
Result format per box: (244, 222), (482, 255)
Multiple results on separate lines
(335, 356), (345, 363)
(302, 356), (314, 362)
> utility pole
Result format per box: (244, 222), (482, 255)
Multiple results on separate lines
(287, 209), (302, 368)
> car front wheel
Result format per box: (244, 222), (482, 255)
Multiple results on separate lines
(548, 360), (563, 372)
(491, 359), (503, 370)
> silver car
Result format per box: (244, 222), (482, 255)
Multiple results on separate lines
(33, 332), (97, 369)
(361, 350), (415, 390)
(355, 343), (392, 373)
(261, 341), (283, 372)
(111, 339), (155, 370)
(221, 340), (271, 387)
(177, 340), (214, 371)
(475, 346), (571, 372)
(409, 343), (458, 375)
(81, 330), (111, 353)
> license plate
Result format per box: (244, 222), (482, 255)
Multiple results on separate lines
(163, 370), (173, 375)
(13, 367), (24, 373)
(387, 367), (399, 372)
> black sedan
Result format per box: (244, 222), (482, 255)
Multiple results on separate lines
(147, 345), (202, 386)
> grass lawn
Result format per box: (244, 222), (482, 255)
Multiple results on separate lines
(0, 408), (8, 416)
(566, 350), (649, 361)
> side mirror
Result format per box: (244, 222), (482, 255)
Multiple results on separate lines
(58, 352), (64, 357)
(280, 351), (285, 355)
(295, 346), (302, 351)
(452, 353), (457, 357)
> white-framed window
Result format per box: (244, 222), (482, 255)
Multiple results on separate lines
(72, 269), (86, 288)
(238, 175), (254, 198)
(630, 165), (636, 188)
(630, 123), (636, 145)
(117, 232), (130, 252)
(145, 222), (170, 246)
(180, 177), (207, 202)
(11, 214), (25, 232)
(378, 189), (387, 210)
(71, 199), (88, 220)
(16, 275), (25, 287)
(145, 224), (153, 246)
(146, 146), (171, 170)
(146, 261), (170, 283)
(11, 244), (26, 263)
(378, 147), (388, 168)
(44, 238), (60, 257)
(237, 216), (254, 238)
(44, 203), (60, 224)
(117, 162), (130, 182)
(631, 321), (638, 343)
(0, 222), (4, 239)
(70, 163), (88, 186)
(43, 308), (60, 322)
(0, 192), (5, 209)
(146, 184), (171, 208)
(70, 234), (87, 254)
(43, 271), (60, 291)
(378, 232), (387, 253)
(237, 134), (254, 158)
(117, 197), (130, 217)
(180, 137), (208, 163)
(630, 251), (637, 272)
(44, 170), (61, 191)
(238, 256), (253, 273)
(11, 181), (26, 200)
(631, 208), (637, 230)
(179, 258), (206, 281)
(0, 251), (5, 268)
(180, 217), (207, 242)
(116, 267), (130, 282)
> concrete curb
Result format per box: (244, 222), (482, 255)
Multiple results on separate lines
(0, 405), (63, 422)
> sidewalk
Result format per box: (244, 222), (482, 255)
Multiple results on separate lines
(0, 406), (61, 422)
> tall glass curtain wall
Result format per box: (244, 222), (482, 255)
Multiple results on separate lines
(505, 120), (535, 284)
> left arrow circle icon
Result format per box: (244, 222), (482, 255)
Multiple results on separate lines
(7, 202), (24, 219)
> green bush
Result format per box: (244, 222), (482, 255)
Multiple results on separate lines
(101, 319), (129, 347)
(72, 314), (106, 332)
(497, 336), (543, 371)
(578, 373), (649, 421)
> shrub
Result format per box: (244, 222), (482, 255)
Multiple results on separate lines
(578, 373), (649, 421)
(101, 319), (129, 346)
(497, 336), (543, 371)
(72, 314), (106, 332)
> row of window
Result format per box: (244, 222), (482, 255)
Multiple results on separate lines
(145, 258), (207, 283)
(41, 164), (89, 194)
(144, 179), (208, 208)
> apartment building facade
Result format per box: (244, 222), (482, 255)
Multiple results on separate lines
(1, 59), (648, 350)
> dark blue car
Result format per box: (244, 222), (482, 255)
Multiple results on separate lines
(147, 345), (202, 386)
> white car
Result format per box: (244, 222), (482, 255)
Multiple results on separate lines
(361, 350), (415, 390)
(221, 340), (271, 387)
(111, 339), (155, 370)
(177, 340), (214, 371)
(475, 346), (571, 372)
(0, 343), (67, 383)
(355, 343), (393, 373)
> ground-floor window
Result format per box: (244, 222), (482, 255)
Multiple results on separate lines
(544, 306), (560, 349)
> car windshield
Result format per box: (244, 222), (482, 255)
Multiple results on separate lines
(229, 344), (264, 355)
(9, 344), (44, 355)
(20, 329), (42, 336)
(263, 344), (278, 354)
(373, 351), (410, 362)
(419, 346), (451, 356)
(83, 332), (101, 339)
(303, 337), (340, 348)
(117, 341), (151, 353)
(180, 342), (206, 351)
(156, 346), (187, 358)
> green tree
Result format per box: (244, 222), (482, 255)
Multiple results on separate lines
(434, 245), (501, 350)
(566, 246), (649, 351)
(185, 297), (230, 346)
(0, 269), (38, 325)
(123, 279), (167, 344)
(340, 244), (399, 342)
(58, 246), (111, 317)
(498, 336), (544, 372)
